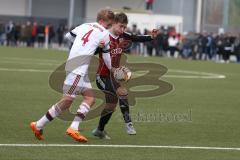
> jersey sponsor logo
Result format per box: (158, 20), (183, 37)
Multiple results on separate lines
(110, 48), (123, 56)
(110, 40), (132, 52)
(119, 38), (124, 43)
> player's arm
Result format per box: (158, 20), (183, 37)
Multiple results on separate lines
(102, 51), (116, 73)
(64, 26), (81, 42)
(101, 41), (116, 72)
(123, 32), (152, 42)
(99, 37), (116, 73)
(94, 40), (105, 55)
(94, 47), (102, 55)
(65, 31), (76, 42)
(123, 30), (158, 42)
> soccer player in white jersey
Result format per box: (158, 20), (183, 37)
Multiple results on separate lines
(30, 9), (115, 143)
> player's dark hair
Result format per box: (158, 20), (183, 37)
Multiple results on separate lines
(114, 12), (128, 24)
(96, 9), (115, 22)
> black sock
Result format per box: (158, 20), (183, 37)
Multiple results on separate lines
(98, 109), (113, 131)
(119, 98), (131, 123)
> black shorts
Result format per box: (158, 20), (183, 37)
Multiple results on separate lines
(96, 75), (120, 104)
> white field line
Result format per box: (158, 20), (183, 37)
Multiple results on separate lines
(166, 69), (226, 79)
(1, 57), (62, 63)
(0, 60), (59, 66)
(0, 144), (239, 151)
(133, 69), (225, 79)
(0, 57), (226, 79)
(0, 67), (226, 79)
(0, 68), (52, 73)
(163, 75), (225, 79)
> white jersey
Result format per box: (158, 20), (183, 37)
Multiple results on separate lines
(65, 22), (110, 76)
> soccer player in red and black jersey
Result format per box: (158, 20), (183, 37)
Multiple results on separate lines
(92, 12), (158, 139)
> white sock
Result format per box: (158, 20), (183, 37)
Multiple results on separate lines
(70, 102), (90, 130)
(48, 105), (61, 118)
(36, 104), (61, 129)
(36, 115), (49, 129)
(70, 116), (82, 130)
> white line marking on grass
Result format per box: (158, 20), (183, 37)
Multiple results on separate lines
(0, 144), (239, 151)
(164, 75), (225, 79)
(0, 67), (226, 79)
(0, 68), (52, 73)
(166, 69), (225, 79)
(0, 61), (59, 66)
(1, 57), (62, 63)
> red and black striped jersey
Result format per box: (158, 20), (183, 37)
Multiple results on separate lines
(97, 32), (152, 76)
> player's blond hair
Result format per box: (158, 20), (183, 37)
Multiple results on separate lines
(96, 9), (115, 22)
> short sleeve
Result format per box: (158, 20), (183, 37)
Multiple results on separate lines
(101, 32), (110, 53)
(71, 25), (82, 36)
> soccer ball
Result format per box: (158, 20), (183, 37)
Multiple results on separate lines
(114, 66), (132, 82)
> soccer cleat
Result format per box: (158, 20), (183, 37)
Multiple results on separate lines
(125, 122), (136, 135)
(30, 122), (44, 140)
(92, 128), (111, 139)
(66, 128), (88, 143)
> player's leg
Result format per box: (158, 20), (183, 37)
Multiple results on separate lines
(68, 89), (95, 130)
(117, 86), (136, 135)
(93, 99), (117, 139)
(30, 72), (80, 140)
(92, 76), (117, 139)
(67, 75), (95, 142)
(30, 96), (74, 140)
(92, 92), (118, 139)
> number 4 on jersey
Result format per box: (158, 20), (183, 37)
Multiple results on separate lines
(81, 29), (93, 46)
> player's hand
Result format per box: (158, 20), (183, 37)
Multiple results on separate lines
(151, 29), (159, 39)
(98, 40), (105, 48)
(111, 67), (117, 73)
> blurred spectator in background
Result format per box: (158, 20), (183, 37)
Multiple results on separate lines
(191, 33), (200, 60)
(31, 22), (38, 47)
(48, 24), (55, 47)
(25, 21), (32, 47)
(0, 21), (5, 45)
(200, 33), (208, 60)
(144, 29), (153, 56)
(37, 23), (45, 48)
(215, 34), (224, 61)
(14, 23), (21, 46)
(20, 21), (31, 47)
(130, 24), (141, 55)
(236, 34), (240, 63)
(168, 34), (179, 57)
(57, 24), (66, 47)
(5, 21), (15, 46)
(206, 33), (213, 60)
(155, 32), (164, 56)
(181, 32), (193, 59)
(162, 30), (169, 55)
(146, 0), (154, 10)
(223, 37), (233, 63)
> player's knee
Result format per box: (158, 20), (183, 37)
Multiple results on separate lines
(84, 96), (96, 107)
(105, 103), (117, 112)
(82, 89), (96, 107)
(90, 96), (96, 106)
(117, 87), (128, 97)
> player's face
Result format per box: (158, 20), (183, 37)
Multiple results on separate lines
(112, 22), (127, 36)
(100, 20), (113, 29)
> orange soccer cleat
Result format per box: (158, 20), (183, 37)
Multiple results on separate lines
(30, 122), (44, 140)
(66, 128), (88, 143)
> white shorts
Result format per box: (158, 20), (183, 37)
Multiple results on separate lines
(63, 72), (92, 98)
